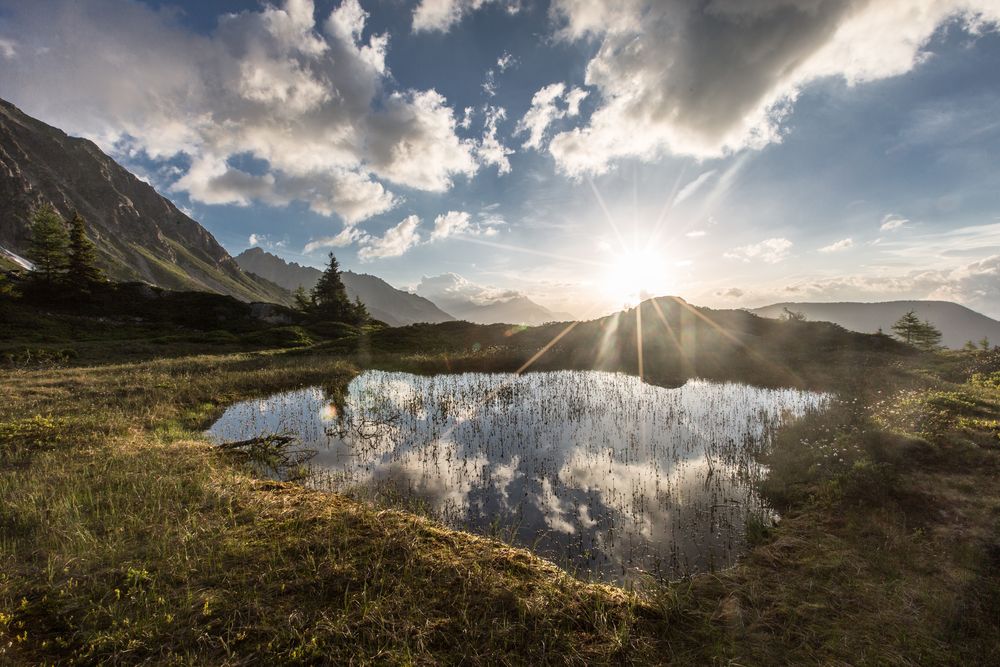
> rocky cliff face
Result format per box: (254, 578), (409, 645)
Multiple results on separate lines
(0, 98), (288, 304)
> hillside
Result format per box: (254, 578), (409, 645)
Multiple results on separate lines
(0, 98), (289, 304)
(235, 247), (454, 327)
(752, 300), (1000, 348)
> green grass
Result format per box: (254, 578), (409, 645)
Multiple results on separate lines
(1, 329), (999, 663)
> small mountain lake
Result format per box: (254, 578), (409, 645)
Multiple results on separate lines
(207, 370), (829, 584)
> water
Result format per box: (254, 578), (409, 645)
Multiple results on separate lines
(207, 370), (828, 584)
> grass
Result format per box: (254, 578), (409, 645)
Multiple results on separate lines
(1, 340), (999, 663)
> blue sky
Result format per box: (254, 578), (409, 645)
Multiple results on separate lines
(1, 0), (999, 317)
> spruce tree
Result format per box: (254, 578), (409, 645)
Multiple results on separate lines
(980, 336), (990, 351)
(912, 319), (942, 351)
(890, 311), (922, 345)
(27, 203), (69, 287)
(67, 211), (106, 285)
(293, 285), (312, 312)
(310, 253), (366, 324)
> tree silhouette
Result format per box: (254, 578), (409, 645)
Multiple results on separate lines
(309, 253), (367, 324)
(27, 203), (69, 287)
(67, 211), (106, 286)
(891, 311), (941, 351)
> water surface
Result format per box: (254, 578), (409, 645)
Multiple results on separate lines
(208, 370), (827, 583)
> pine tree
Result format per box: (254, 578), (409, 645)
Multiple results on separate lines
(980, 336), (990, 351)
(67, 211), (106, 285)
(27, 203), (69, 287)
(912, 319), (942, 351)
(293, 285), (312, 312)
(310, 253), (366, 324)
(891, 311), (922, 345)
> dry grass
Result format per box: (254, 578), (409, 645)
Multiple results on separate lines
(1, 348), (998, 664)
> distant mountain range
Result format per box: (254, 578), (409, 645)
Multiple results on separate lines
(427, 293), (573, 326)
(752, 301), (1000, 348)
(236, 248), (571, 326)
(235, 247), (453, 327)
(0, 98), (289, 304)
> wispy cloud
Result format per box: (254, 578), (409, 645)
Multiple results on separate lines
(724, 238), (792, 264)
(819, 238), (854, 253)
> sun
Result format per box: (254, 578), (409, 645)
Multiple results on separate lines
(603, 249), (672, 307)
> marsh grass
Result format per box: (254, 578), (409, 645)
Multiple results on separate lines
(1, 345), (999, 664)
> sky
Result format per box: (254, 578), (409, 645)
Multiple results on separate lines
(1, 0), (1000, 318)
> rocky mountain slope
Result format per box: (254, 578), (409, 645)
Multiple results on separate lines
(752, 300), (1000, 348)
(0, 98), (288, 304)
(235, 247), (454, 327)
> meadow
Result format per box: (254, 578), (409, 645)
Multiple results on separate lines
(1, 296), (999, 664)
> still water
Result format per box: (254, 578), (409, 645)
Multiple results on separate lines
(208, 370), (828, 584)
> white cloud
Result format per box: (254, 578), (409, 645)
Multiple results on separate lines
(431, 211), (472, 241)
(516, 83), (588, 150)
(476, 106), (513, 175)
(430, 209), (503, 241)
(358, 215), (422, 261)
(304, 226), (365, 254)
(724, 238), (793, 264)
(412, 0), (519, 33)
(685, 230), (707, 238)
(248, 233), (263, 247)
(0, 38), (17, 59)
(496, 51), (515, 72)
(547, 0), (1000, 175)
(673, 170), (717, 205)
(416, 272), (522, 307)
(880, 214), (910, 231)
(0, 0), (479, 224)
(819, 237), (855, 253)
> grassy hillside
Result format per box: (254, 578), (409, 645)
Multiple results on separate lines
(1, 337), (998, 664)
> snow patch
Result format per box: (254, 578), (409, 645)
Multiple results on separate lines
(0, 245), (35, 271)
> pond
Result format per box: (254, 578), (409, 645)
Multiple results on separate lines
(207, 370), (828, 584)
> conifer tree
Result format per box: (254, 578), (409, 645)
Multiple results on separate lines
(67, 211), (106, 285)
(980, 336), (990, 351)
(293, 285), (312, 312)
(310, 253), (367, 324)
(27, 203), (69, 287)
(890, 311), (922, 345)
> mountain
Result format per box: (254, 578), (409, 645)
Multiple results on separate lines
(0, 98), (289, 304)
(752, 301), (1000, 348)
(438, 295), (573, 326)
(234, 247), (454, 327)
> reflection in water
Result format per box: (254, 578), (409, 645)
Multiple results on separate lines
(208, 370), (828, 584)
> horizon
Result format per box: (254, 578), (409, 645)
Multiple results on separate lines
(2, 1), (999, 318)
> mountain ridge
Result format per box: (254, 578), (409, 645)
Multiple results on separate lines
(751, 300), (1000, 348)
(235, 247), (454, 327)
(0, 98), (289, 304)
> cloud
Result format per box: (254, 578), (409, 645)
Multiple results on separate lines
(880, 214), (910, 231)
(673, 170), (717, 205)
(715, 287), (745, 299)
(685, 230), (708, 238)
(358, 215), (422, 261)
(303, 226), (366, 254)
(724, 237), (793, 264)
(416, 272), (522, 307)
(819, 237), (854, 253)
(516, 83), (588, 150)
(0, 0), (479, 226)
(431, 211), (472, 241)
(547, 0), (1000, 175)
(476, 106), (513, 175)
(430, 209), (503, 241)
(412, 0), (519, 33)
(248, 233), (263, 247)
(0, 38), (16, 59)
